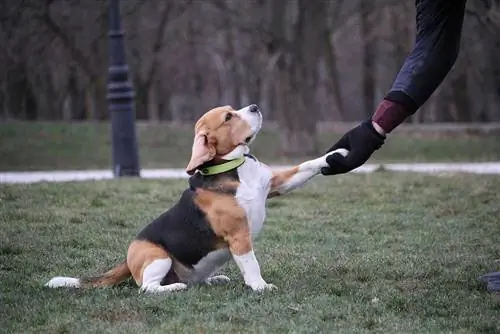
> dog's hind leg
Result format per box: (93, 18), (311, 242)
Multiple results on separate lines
(140, 258), (188, 293)
(127, 240), (188, 294)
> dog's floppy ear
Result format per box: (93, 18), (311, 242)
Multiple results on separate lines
(185, 130), (216, 175)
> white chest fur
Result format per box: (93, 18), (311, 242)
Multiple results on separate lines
(235, 157), (273, 238)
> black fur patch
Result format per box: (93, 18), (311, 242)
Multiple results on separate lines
(188, 168), (239, 195)
(136, 189), (220, 267)
(135, 165), (240, 268)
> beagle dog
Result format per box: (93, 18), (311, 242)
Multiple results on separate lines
(45, 104), (347, 293)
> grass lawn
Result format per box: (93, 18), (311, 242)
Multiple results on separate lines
(1, 173), (499, 333)
(1, 122), (499, 171)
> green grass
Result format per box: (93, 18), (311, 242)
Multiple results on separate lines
(1, 122), (499, 171)
(1, 173), (499, 333)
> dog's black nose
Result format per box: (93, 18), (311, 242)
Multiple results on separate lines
(249, 104), (260, 113)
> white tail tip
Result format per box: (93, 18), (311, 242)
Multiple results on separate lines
(45, 276), (81, 288)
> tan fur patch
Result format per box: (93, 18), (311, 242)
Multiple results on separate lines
(268, 166), (300, 197)
(127, 240), (170, 286)
(80, 260), (131, 288)
(194, 189), (251, 255)
(186, 106), (254, 173)
(195, 106), (253, 157)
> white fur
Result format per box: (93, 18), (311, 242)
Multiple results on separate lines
(221, 106), (262, 160)
(45, 276), (81, 288)
(140, 258), (188, 293)
(229, 156), (275, 291)
(220, 145), (249, 160)
(235, 157), (273, 237)
(235, 105), (262, 137)
(272, 148), (349, 195)
(330, 148), (349, 158)
(232, 250), (276, 292)
(143, 282), (188, 293)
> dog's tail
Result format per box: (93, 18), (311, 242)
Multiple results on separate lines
(45, 260), (131, 289)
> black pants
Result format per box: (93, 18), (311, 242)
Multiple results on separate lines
(385, 0), (467, 112)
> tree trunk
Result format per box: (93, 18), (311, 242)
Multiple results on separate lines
(94, 76), (108, 120)
(135, 83), (148, 120)
(147, 81), (160, 122)
(159, 85), (172, 121)
(1, 80), (8, 119)
(486, 27), (500, 121)
(24, 85), (37, 120)
(360, 0), (376, 117)
(276, 66), (318, 156)
(450, 63), (470, 122)
(62, 66), (78, 121)
(85, 83), (97, 120)
(224, 14), (241, 107)
(323, 31), (344, 119)
(433, 83), (453, 122)
(274, 0), (321, 156)
(62, 94), (72, 121)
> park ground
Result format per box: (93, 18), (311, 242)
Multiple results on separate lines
(1, 173), (500, 333)
(1, 122), (500, 333)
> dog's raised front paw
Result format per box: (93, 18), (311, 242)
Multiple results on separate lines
(325, 148), (349, 159)
(320, 148), (349, 167)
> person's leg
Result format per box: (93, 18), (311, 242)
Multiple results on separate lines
(372, 0), (467, 133)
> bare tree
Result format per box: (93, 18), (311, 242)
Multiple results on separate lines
(1, 0), (499, 137)
(360, 0), (377, 117)
(321, 1), (345, 119)
(125, 0), (192, 120)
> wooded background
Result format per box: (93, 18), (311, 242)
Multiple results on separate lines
(1, 0), (500, 153)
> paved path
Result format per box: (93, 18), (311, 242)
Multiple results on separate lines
(1, 162), (499, 184)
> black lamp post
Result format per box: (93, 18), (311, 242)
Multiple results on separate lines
(107, 0), (140, 177)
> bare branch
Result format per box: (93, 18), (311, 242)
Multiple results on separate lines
(40, 2), (96, 80)
(145, 0), (193, 87)
(466, 7), (500, 34)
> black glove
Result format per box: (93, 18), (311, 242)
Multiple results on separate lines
(321, 120), (386, 175)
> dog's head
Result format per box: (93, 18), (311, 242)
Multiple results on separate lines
(185, 104), (263, 175)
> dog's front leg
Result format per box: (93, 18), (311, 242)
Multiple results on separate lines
(227, 228), (276, 292)
(269, 148), (348, 197)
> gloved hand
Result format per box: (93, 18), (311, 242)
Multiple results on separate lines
(320, 120), (386, 175)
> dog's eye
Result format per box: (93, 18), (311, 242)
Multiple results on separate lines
(225, 113), (233, 122)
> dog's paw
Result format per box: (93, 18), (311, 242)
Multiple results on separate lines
(320, 148), (349, 168)
(310, 148), (349, 173)
(325, 148), (349, 160)
(140, 282), (188, 294)
(205, 275), (231, 285)
(250, 282), (277, 292)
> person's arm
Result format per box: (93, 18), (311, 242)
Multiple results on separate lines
(322, 0), (467, 175)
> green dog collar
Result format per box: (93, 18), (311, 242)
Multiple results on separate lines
(199, 157), (246, 176)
